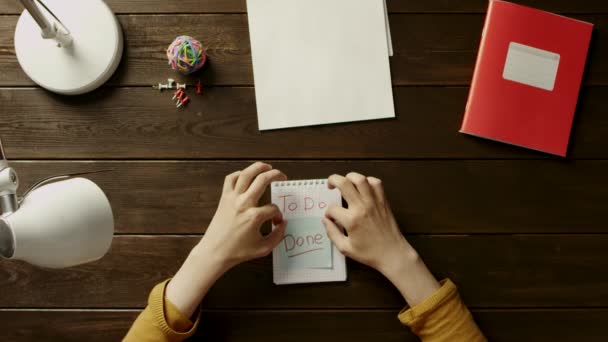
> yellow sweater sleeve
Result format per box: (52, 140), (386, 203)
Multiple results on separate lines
(123, 279), (201, 342)
(398, 279), (486, 342)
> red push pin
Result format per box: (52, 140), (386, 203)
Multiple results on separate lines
(172, 89), (185, 101)
(196, 79), (203, 95)
(176, 95), (190, 108)
(172, 89), (189, 108)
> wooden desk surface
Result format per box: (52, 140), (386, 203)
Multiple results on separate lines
(1, 1), (608, 341)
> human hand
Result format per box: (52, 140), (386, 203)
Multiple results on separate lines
(198, 162), (288, 271)
(322, 173), (410, 275)
(166, 162), (287, 317)
(322, 172), (440, 306)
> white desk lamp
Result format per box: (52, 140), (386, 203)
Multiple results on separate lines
(14, 0), (124, 95)
(0, 139), (114, 268)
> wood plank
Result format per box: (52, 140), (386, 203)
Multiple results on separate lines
(0, 14), (255, 87)
(3, 0), (608, 14)
(2, 235), (608, 308)
(199, 309), (608, 342)
(1, 14), (606, 86)
(3, 309), (607, 341)
(9, 160), (608, 234)
(1, 87), (607, 159)
(0, 310), (139, 342)
(476, 309), (608, 341)
(387, 0), (608, 14)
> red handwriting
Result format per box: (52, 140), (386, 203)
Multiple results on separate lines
(304, 197), (314, 210)
(279, 195), (328, 212)
(283, 233), (324, 257)
(288, 248), (324, 258)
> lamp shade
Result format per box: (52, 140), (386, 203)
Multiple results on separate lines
(1, 177), (114, 268)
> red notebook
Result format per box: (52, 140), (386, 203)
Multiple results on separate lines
(460, 0), (593, 156)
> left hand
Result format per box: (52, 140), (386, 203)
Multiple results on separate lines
(198, 162), (288, 270)
(166, 162), (287, 318)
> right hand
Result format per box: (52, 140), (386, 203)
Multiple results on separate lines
(322, 172), (413, 276)
(322, 172), (440, 307)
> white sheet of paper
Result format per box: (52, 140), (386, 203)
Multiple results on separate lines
(247, 0), (395, 130)
(503, 42), (560, 91)
(384, 0), (393, 56)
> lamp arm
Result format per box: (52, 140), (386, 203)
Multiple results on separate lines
(0, 138), (112, 215)
(18, 0), (72, 47)
(0, 168), (19, 216)
(0, 139), (18, 216)
(19, 0), (52, 35)
(18, 169), (114, 205)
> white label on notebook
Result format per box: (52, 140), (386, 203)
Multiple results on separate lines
(503, 42), (560, 91)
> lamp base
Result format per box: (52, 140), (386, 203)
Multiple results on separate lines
(14, 0), (123, 95)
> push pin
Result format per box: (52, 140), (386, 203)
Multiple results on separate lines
(176, 83), (187, 90)
(172, 89), (189, 108)
(176, 95), (190, 108)
(153, 83), (170, 91)
(172, 89), (186, 101)
(167, 78), (176, 89)
(196, 80), (203, 95)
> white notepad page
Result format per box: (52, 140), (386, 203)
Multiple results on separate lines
(247, 0), (395, 130)
(272, 179), (347, 285)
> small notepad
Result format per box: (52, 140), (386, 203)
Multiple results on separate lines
(272, 179), (347, 285)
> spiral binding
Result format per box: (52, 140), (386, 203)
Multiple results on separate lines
(272, 179), (327, 187)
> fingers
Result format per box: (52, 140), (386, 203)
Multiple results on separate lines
(322, 218), (351, 256)
(223, 171), (241, 193)
(367, 176), (386, 204)
(244, 169), (287, 203)
(255, 220), (286, 258)
(249, 204), (283, 225)
(263, 220), (287, 250)
(325, 204), (351, 229)
(328, 174), (360, 205)
(235, 162), (272, 193)
(346, 172), (373, 200)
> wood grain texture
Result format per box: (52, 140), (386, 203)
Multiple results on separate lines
(1, 0), (608, 338)
(0, 310), (140, 342)
(2, 308), (607, 342)
(3, 0), (608, 14)
(0, 14), (605, 86)
(1, 87), (607, 159)
(199, 309), (608, 342)
(10, 160), (608, 234)
(2, 235), (608, 308)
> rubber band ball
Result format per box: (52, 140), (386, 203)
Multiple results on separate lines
(166, 36), (207, 75)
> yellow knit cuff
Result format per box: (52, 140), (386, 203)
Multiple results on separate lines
(397, 278), (456, 326)
(149, 279), (201, 339)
